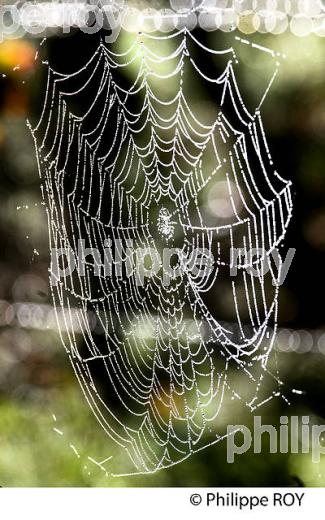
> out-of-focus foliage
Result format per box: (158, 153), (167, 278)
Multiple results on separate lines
(0, 28), (325, 486)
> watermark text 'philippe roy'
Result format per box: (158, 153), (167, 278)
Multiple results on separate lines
(50, 239), (296, 287)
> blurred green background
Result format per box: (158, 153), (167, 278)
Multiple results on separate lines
(1, 17), (325, 486)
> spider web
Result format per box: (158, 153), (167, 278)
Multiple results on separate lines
(30, 28), (293, 475)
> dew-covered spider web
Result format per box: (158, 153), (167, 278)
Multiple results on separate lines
(30, 28), (293, 475)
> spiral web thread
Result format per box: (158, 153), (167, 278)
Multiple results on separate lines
(30, 29), (293, 475)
